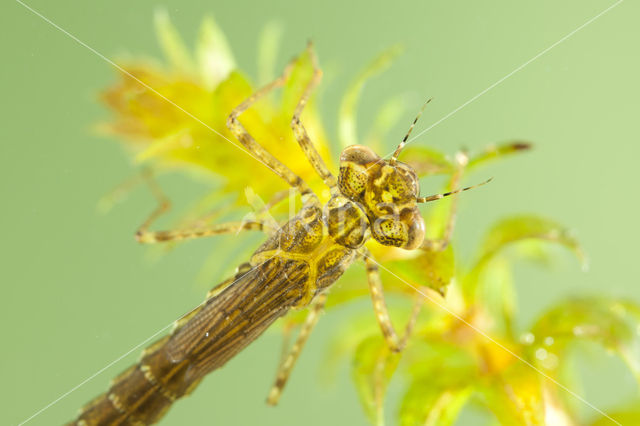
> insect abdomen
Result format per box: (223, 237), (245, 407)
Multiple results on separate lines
(70, 339), (199, 425)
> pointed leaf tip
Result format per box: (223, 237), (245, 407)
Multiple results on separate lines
(475, 215), (587, 270)
(352, 336), (400, 425)
(153, 8), (195, 74)
(197, 15), (236, 89)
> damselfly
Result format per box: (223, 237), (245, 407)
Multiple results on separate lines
(69, 43), (489, 425)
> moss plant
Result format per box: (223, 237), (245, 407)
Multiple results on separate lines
(98, 12), (640, 425)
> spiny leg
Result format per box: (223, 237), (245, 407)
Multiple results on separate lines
(266, 293), (327, 405)
(226, 54), (319, 205)
(360, 248), (423, 353)
(135, 170), (274, 244)
(242, 187), (292, 236)
(97, 168), (150, 214)
(369, 297), (421, 416)
(290, 42), (338, 191)
(278, 321), (296, 368)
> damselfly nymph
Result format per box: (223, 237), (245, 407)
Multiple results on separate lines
(69, 43), (489, 426)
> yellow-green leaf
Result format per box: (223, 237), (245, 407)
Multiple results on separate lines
(352, 335), (401, 425)
(467, 141), (532, 171)
(281, 51), (314, 118)
(389, 245), (454, 296)
(473, 215), (587, 271)
(197, 15), (236, 90)
(478, 362), (547, 425)
(465, 215), (586, 316)
(476, 255), (516, 335)
(400, 338), (476, 425)
(399, 383), (471, 426)
(589, 405), (640, 426)
(363, 95), (407, 152)
(257, 21), (283, 86)
(338, 45), (403, 148)
(399, 146), (453, 177)
(154, 8), (195, 74)
(529, 298), (640, 382)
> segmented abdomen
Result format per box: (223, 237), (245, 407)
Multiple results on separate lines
(69, 257), (310, 425)
(70, 344), (195, 425)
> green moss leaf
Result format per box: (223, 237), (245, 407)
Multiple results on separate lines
(363, 96), (407, 152)
(389, 246), (454, 296)
(589, 405), (640, 426)
(281, 51), (314, 118)
(257, 22), (284, 86)
(474, 215), (586, 269)
(352, 335), (401, 425)
(196, 15), (236, 89)
(478, 362), (547, 426)
(338, 45), (403, 148)
(399, 146), (454, 177)
(465, 215), (586, 328)
(528, 298), (640, 383)
(154, 8), (195, 74)
(467, 141), (532, 171)
(399, 383), (471, 426)
(475, 255), (516, 335)
(399, 338), (476, 425)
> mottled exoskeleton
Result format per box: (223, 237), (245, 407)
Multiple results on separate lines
(70, 44), (489, 426)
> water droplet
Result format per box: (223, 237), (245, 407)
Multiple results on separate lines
(520, 332), (535, 345)
(544, 336), (554, 346)
(535, 348), (548, 361)
(542, 353), (558, 370)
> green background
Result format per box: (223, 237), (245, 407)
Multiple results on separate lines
(2, 0), (639, 425)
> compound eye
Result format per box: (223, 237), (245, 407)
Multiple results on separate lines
(338, 164), (368, 199)
(371, 217), (407, 248)
(338, 145), (381, 200)
(325, 196), (368, 249)
(402, 211), (425, 250)
(371, 209), (425, 250)
(340, 145), (379, 165)
(393, 163), (420, 199)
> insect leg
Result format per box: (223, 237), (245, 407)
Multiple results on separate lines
(243, 188), (291, 236)
(135, 170), (276, 244)
(290, 43), (338, 191)
(360, 248), (423, 352)
(226, 54), (320, 205)
(278, 321), (296, 368)
(266, 292), (327, 405)
(97, 168), (149, 213)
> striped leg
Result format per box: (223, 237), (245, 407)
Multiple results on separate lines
(266, 293), (327, 405)
(226, 54), (320, 206)
(135, 170), (274, 244)
(277, 320), (296, 372)
(360, 248), (422, 353)
(137, 219), (269, 244)
(290, 43), (338, 191)
(242, 188), (291, 237)
(98, 168), (149, 214)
